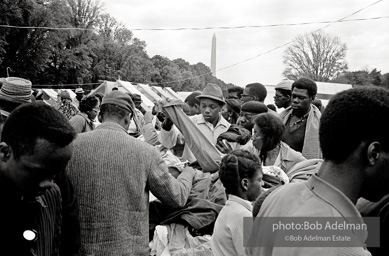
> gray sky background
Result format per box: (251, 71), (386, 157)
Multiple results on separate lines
(101, 0), (389, 86)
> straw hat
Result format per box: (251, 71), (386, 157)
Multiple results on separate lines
(0, 77), (32, 103)
(196, 83), (225, 104)
(75, 88), (85, 94)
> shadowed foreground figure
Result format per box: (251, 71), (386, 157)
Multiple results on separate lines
(0, 103), (76, 256)
(248, 86), (389, 256)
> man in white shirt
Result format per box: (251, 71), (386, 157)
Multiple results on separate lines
(159, 83), (230, 163)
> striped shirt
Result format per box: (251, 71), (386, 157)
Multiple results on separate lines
(0, 184), (62, 256)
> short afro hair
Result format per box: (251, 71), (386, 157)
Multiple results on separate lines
(227, 86), (244, 98)
(184, 91), (201, 107)
(245, 83), (267, 102)
(320, 86), (389, 164)
(2, 102), (76, 159)
(79, 96), (98, 113)
(292, 78), (317, 98)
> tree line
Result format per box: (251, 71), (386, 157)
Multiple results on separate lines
(1, 1), (387, 91)
(0, 0), (232, 91)
(283, 31), (389, 88)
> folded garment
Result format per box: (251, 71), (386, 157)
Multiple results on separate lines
(162, 100), (221, 173)
(217, 124), (251, 145)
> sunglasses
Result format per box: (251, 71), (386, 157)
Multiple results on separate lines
(240, 94), (255, 99)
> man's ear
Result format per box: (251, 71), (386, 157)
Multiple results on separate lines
(367, 142), (381, 166)
(0, 142), (11, 162)
(241, 178), (249, 191)
(123, 114), (132, 130)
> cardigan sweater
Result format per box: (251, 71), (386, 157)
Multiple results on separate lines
(279, 105), (322, 159)
(67, 122), (195, 255)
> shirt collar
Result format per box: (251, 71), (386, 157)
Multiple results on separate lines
(306, 175), (368, 241)
(228, 194), (253, 212)
(196, 114), (229, 128)
(306, 174), (362, 218)
(279, 142), (297, 162)
(96, 121), (128, 133)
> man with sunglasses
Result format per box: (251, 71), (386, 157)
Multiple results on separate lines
(274, 80), (294, 110)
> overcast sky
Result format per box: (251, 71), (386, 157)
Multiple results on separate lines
(101, 0), (389, 86)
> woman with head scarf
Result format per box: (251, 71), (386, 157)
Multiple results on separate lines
(57, 91), (79, 120)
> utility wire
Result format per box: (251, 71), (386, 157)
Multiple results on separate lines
(2, 0), (384, 86)
(146, 0), (384, 85)
(0, 16), (387, 31)
(217, 0), (384, 72)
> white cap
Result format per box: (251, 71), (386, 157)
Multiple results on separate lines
(275, 80), (294, 91)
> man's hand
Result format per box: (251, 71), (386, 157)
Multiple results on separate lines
(144, 111), (153, 124)
(216, 139), (233, 154)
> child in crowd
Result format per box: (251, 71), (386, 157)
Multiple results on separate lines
(211, 149), (263, 256)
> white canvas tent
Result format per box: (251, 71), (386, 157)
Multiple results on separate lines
(40, 89), (77, 106)
(163, 87), (181, 100)
(89, 80), (154, 111)
(136, 84), (162, 103)
(152, 86), (174, 99)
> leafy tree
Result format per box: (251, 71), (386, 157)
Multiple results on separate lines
(0, 0), (233, 91)
(331, 68), (386, 87)
(151, 55), (182, 90)
(0, 0), (49, 79)
(382, 73), (389, 88)
(283, 31), (348, 82)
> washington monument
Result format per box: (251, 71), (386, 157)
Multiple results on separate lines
(211, 34), (216, 76)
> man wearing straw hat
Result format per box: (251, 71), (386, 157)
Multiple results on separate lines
(160, 83), (230, 164)
(73, 87), (85, 108)
(0, 77), (34, 119)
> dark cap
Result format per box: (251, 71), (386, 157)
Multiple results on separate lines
(102, 91), (134, 113)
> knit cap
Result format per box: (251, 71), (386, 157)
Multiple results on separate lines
(241, 101), (268, 114)
(102, 91), (134, 113)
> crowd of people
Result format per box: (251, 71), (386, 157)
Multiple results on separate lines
(0, 75), (388, 256)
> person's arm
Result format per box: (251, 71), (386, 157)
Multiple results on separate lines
(159, 119), (182, 149)
(147, 149), (195, 208)
(141, 111), (160, 146)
